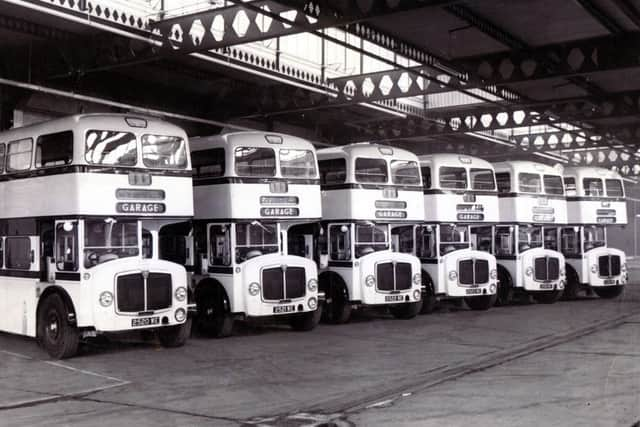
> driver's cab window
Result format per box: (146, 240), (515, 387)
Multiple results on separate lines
(518, 226), (542, 252)
(56, 221), (78, 271)
(392, 225), (414, 254)
(416, 225), (436, 258)
(543, 228), (558, 251)
(329, 224), (351, 261)
(209, 224), (231, 266)
(471, 226), (493, 253)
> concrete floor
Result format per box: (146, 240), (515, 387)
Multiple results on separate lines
(1, 274), (640, 426)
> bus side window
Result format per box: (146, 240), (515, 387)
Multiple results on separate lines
(420, 166), (431, 189)
(5, 237), (31, 269)
(416, 226), (435, 258)
(329, 224), (351, 260)
(142, 229), (152, 259)
(6, 138), (33, 172)
(319, 159), (346, 184)
(55, 222), (78, 271)
(495, 173), (511, 193)
(0, 143), (5, 172)
(495, 227), (514, 256)
(209, 224), (231, 266)
(0, 237), (3, 268)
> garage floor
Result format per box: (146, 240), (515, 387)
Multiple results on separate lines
(2, 274), (640, 427)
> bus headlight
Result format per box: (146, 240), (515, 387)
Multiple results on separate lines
(413, 289), (421, 301)
(490, 269), (498, 280)
(307, 278), (318, 292)
(174, 286), (187, 302)
(248, 282), (260, 296)
(591, 264), (598, 274)
(412, 273), (421, 285)
(448, 270), (458, 281)
(174, 308), (186, 322)
(308, 297), (318, 310)
(365, 275), (376, 287)
(489, 283), (497, 294)
(525, 267), (533, 277)
(99, 291), (113, 307)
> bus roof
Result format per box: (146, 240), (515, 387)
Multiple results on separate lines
(493, 160), (564, 176)
(418, 153), (494, 170)
(317, 143), (418, 161)
(563, 166), (623, 181)
(190, 131), (315, 153)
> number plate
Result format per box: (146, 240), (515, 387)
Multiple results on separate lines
(385, 295), (405, 302)
(131, 316), (159, 327)
(465, 288), (482, 295)
(540, 283), (554, 290)
(273, 305), (296, 314)
(604, 279), (615, 285)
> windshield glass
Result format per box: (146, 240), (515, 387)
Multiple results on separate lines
(584, 178), (604, 196)
(235, 147), (276, 177)
(391, 160), (421, 185)
(544, 175), (564, 195)
(235, 222), (278, 263)
(518, 225), (543, 252)
(561, 227), (581, 256)
(583, 225), (606, 251)
(84, 218), (139, 268)
(86, 130), (137, 166)
(355, 224), (389, 257)
(605, 179), (624, 197)
(279, 149), (316, 178)
(439, 224), (470, 254)
(141, 135), (187, 169)
(355, 158), (388, 183)
(470, 168), (495, 190)
(440, 167), (467, 189)
(519, 173), (541, 193)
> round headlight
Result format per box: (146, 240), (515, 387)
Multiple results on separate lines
(591, 264), (598, 274)
(413, 289), (421, 301)
(365, 275), (376, 287)
(307, 297), (318, 310)
(490, 269), (498, 280)
(174, 308), (186, 322)
(489, 283), (497, 294)
(412, 273), (421, 285)
(448, 270), (458, 281)
(99, 291), (113, 307)
(525, 267), (533, 277)
(174, 286), (187, 302)
(307, 278), (318, 292)
(83, 273), (91, 281)
(248, 282), (260, 296)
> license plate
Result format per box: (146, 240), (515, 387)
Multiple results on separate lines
(131, 316), (159, 327)
(385, 295), (405, 302)
(465, 288), (482, 295)
(273, 305), (296, 314)
(540, 283), (554, 290)
(604, 279), (615, 285)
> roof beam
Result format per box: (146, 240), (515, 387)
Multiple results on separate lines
(612, 0), (640, 29)
(575, 0), (626, 34)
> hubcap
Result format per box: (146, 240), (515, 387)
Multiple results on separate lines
(47, 312), (60, 341)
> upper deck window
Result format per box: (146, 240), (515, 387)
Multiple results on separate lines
(192, 148), (225, 177)
(421, 166), (432, 189)
(279, 149), (316, 178)
(36, 131), (73, 168)
(7, 138), (33, 172)
(583, 178), (604, 196)
(439, 167), (467, 189)
(86, 130), (137, 166)
(142, 135), (187, 169)
(496, 172), (511, 193)
(564, 177), (576, 196)
(605, 179), (624, 197)
(355, 158), (388, 183)
(234, 147), (276, 177)
(470, 168), (495, 190)
(543, 175), (564, 195)
(391, 160), (420, 185)
(518, 173), (541, 193)
(319, 158), (346, 184)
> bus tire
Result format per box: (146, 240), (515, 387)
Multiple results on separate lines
(532, 290), (562, 304)
(419, 272), (437, 314)
(464, 294), (495, 311)
(158, 317), (192, 348)
(593, 285), (624, 299)
(37, 293), (80, 359)
(495, 267), (513, 306)
(195, 283), (233, 338)
(320, 273), (351, 324)
(389, 300), (422, 319)
(289, 308), (322, 331)
(562, 265), (580, 300)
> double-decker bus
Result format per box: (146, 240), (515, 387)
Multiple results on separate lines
(414, 154), (499, 312)
(476, 161), (567, 304)
(560, 166), (627, 299)
(189, 132), (322, 336)
(0, 114), (193, 358)
(315, 144), (423, 323)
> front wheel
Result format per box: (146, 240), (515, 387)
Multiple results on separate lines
(593, 285), (624, 299)
(158, 318), (192, 347)
(562, 267), (580, 300)
(289, 308), (322, 331)
(389, 300), (422, 319)
(37, 294), (79, 359)
(532, 290), (562, 304)
(465, 294), (496, 311)
(196, 287), (233, 338)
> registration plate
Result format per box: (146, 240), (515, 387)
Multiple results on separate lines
(132, 316), (159, 327)
(465, 288), (482, 295)
(540, 283), (554, 290)
(273, 305), (296, 314)
(604, 279), (615, 285)
(385, 295), (405, 302)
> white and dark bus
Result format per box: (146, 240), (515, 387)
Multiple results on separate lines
(315, 144), (423, 323)
(189, 132), (322, 336)
(560, 167), (627, 299)
(0, 114), (193, 358)
(415, 154), (499, 312)
(475, 161), (567, 304)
